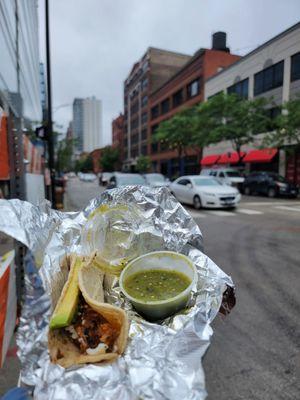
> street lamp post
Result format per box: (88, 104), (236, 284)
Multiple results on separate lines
(45, 0), (56, 208)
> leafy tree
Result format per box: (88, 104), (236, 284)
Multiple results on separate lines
(207, 93), (270, 161)
(154, 107), (200, 175)
(55, 138), (75, 173)
(264, 98), (300, 147)
(100, 146), (119, 171)
(136, 155), (151, 173)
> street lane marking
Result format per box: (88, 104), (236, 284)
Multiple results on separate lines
(242, 201), (300, 206)
(237, 208), (263, 215)
(206, 210), (236, 216)
(274, 206), (300, 212)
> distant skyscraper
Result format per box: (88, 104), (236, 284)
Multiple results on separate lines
(73, 98), (84, 152)
(39, 62), (47, 120)
(72, 97), (102, 153)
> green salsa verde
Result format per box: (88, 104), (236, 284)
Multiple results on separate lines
(123, 269), (191, 301)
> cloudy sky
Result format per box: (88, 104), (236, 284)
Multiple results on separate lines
(38, 0), (300, 145)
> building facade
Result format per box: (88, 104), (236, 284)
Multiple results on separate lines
(149, 33), (240, 177)
(204, 23), (300, 184)
(72, 98), (84, 153)
(73, 97), (103, 154)
(112, 113), (124, 163)
(123, 47), (191, 170)
(0, 0), (42, 201)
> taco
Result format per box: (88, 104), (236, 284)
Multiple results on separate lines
(48, 255), (128, 368)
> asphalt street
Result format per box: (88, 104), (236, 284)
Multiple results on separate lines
(65, 177), (300, 400)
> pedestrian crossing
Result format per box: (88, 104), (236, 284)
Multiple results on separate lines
(187, 204), (300, 219)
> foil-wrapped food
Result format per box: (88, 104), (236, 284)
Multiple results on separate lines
(0, 186), (235, 399)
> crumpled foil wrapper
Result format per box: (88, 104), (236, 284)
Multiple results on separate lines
(0, 186), (234, 400)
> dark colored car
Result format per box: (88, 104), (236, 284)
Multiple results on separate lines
(243, 172), (298, 198)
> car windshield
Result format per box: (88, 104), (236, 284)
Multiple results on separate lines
(226, 171), (242, 177)
(193, 178), (222, 186)
(146, 174), (165, 182)
(118, 175), (145, 185)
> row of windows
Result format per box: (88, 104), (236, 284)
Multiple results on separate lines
(151, 78), (201, 120)
(227, 78), (249, 98)
(128, 144), (148, 158)
(254, 61), (284, 96)
(291, 52), (300, 82)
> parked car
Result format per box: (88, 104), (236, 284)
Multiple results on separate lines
(144, 173), (169, 188)
(107, 173), (146, 189)
(170, 175), (241, 209)
(243, 171), (298, 198)
(79, 173), (97, 182)
(200, 168), (245, 189)
(99, 172), (113, 186)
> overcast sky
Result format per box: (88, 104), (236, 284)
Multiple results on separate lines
(38, 0), (300, 145)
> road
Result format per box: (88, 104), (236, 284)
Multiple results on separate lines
(65, 177), (300, 399)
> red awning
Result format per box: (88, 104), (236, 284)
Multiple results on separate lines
(243, 149), (278, 163)
(217, 151), (245, 164)
(200, 154), (220, 166)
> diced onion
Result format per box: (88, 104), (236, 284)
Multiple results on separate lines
(86, 343), (108, 355)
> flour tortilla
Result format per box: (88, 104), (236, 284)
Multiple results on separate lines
(48, 256), (129, 368)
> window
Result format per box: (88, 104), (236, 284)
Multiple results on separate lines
(151, 105), (159, 119)
(160, 140), (169, 152)
(141, 128), (147, 140)
(151, 124), (159, 135)
(227, 78), (249, 98)
(130, 101), (138, 115)
(172, 89), (183, 108)
(161, 98), (170, 114)
(177, 179), (191, 185)
(291, 52), (300, 81)
(187, 79), (200, 98)
(131, 118), (138, 129)
(141, 144), (148, 155)
(254, 61), (284, 95)
(131, 134), (138, 145)
(142, 77), (148, 90)
(219, 172), (225, 178)
(142, 112), (148, 124)
(151, 142), (158, 153)
(142, 95), (148, 107)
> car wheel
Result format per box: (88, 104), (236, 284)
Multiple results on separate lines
(244, 186), (251, 196)
(193, 195), (202, 210)
(267, 187), (277, 198)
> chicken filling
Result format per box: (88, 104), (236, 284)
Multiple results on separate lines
(64, 296), (119, 354)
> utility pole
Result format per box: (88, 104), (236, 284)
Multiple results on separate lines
(45, 0), (56, 208)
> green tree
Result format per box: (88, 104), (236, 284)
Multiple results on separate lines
(207, 93), (270, 161)
(55, 138), (75, 173)
(264, 98), (300, 147)
(100, 146), (119, 171)
(154, 107), (200, 175)
(136, 155), (151, 173)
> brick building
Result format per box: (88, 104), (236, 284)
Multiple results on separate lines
(149, 32), (240, 177)
(123, 48), (191, 171)
(112, 113), (125, 163)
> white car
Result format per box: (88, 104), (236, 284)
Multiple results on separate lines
(200, 168), (245, 189)
(170, 175), (241, 209)
(144, 173), (169, 188)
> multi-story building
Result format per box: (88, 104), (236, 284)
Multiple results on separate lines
(123, 48), (191, 170)
(149, 32), (240, 176)
(204, 22), (300, 184)
(0, 0), (42, 200)
(39, 63), (47, 121)
(73, 97), (103, 154)
(72, 98), (84, 153)
(112, 113), (124, 163)
(83, 97), (102, 153)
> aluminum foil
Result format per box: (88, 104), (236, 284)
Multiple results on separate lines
(0, 186), (234, 400)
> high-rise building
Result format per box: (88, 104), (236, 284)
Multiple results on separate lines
(123, 48), (191, 170)
(83, 97), (102, 152)
(72, 97), (102, 153)
(72, 98), (84, 152)
(39, 63), (47, 121)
